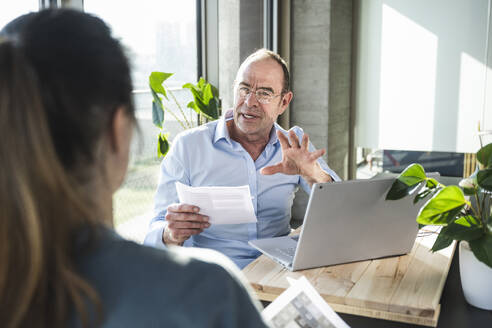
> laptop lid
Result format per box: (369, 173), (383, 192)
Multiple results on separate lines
(291, 177), (420, 270)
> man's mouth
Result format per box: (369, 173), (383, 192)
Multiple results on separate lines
(240, 112), (261, 119)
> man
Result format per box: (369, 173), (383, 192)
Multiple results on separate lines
(144, 49), (340, 269)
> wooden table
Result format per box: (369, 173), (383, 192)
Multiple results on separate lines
(243, 230), (456, 327)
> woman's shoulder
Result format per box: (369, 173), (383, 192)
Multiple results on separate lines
(75, 227), (267, 327)
(77, 228), (235, 292)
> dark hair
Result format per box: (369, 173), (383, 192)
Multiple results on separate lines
(0, 9), (134, 328)
(242, 48), (290, 93)
(2, 9), (135, 169)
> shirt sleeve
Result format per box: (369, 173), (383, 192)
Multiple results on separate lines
(143, 136), (190, 249)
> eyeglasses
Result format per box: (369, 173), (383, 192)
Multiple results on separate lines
(237, 86), (282, 104)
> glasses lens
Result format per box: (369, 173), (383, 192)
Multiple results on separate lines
(256, 90), (273, 104)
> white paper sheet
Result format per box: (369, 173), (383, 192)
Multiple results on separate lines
(263, 276), (350, 328)
(175, 182), (257, 225)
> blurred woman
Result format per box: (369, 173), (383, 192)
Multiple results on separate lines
(0, 9), (267, 328)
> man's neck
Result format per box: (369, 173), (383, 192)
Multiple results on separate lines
(227, 120), (272, 161)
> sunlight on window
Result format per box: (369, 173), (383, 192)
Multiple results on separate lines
(84, 0), (197, 90)
(457, 52), (487, 151)
(379, 4), (437, 150)
(0, 0), (38, 30)
(84, 1), (199, 241)
(484, 62), (492, 146)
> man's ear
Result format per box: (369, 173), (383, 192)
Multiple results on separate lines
(109, 106), (131, 154)
(278, 91), (293, 115)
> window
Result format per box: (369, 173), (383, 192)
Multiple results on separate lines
(84, 0), (199, 241)
(357, 147), (465, 179)
(0, 0), (39, 30)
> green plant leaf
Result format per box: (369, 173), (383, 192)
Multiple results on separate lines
(431, 231), (453, 252)
(426, 178), (440, 189)
(157, 132), (170, 158)
(197, 77), (206, 90)
(413, 188), (434, 204)
(417, 186), (466, 225)
(419, 206), (465, 226)
(210, 84), (219, 98)
(203, 83), (214, 104)
(469, 234), (492, 268)
(202, 98), (219, 120)
(152, 100), (164, 128)
(386, 164), (427, 200)
(477, 143), (492, 168)
(399, 176), (423, 187)
(183, 82), (199, 94)
(455, 215), (480, 227)
(150, 89), (162, 106)
(401, 163), (427, 181)
(462, 187), (477, 196)
(187, 101), (200, 114)
(183, 78), (220, 121)
(149, 72), (173, 99)
(188, 86), (205, 106)
(386, 179), (423, 200)
(439, 217), (483, 241)
(477, 168), (492, 191)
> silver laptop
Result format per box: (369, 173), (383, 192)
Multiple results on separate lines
(248, 177), (425, 271)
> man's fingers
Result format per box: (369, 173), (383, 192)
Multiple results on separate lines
(301, 133), (309, 149)
(310, 148), (326, 159)
(276, 130), (291, 149)
(167, 203), (200, 213)
(168, 220), (210, 230)
(289, 130), (301, 148)
(166, 211), (209, 223)
(170, 228), (203, 243)
(167, 203), (210, 223)
(260, 163), (283, 175)
(174, 228), (203, 237)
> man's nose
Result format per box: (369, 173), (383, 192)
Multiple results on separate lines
(245, 91), (259, 107)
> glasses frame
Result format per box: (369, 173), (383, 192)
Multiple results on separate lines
(237, 86), (284, 104)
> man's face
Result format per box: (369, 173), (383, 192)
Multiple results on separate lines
(232, 58), (292, 139)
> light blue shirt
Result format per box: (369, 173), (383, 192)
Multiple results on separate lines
(144, 110), (340, 269)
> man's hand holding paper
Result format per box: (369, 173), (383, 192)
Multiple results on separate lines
(162, 183), (258, 246)
(164, 203), (211, 245)
(175, 182), (257, 225)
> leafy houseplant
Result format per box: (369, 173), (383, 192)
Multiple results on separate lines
(386, 142), (492, 265)
(149, 72), (220, 157)
(386, 142), (492, 309)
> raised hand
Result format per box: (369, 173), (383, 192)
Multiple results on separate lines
(260, 130), (333, 185)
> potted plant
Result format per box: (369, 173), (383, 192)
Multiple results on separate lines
(385, 142), (492, 310)
(148, 72), (220, 157)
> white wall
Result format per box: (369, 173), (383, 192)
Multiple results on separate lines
(355, 0), (492, 153)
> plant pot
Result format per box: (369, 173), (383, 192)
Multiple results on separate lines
(459, 241), (492, 310)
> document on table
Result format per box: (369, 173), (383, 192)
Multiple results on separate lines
(175, 182), (257, 225)
(263, 276), (350, 328)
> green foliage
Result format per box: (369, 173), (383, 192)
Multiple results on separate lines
(477, 143), (492, 167)
(151, 92), (164, 129)
(469, 234), (492, 268)
(417, 186), (466, 225)
(149, 72), (173, 99)
(148, 72), (220, 158)
(477, 168), (492, 191)
(385, 164), (428, 200)
(385, 142), (492, 268)
(183, 77), (220, 120)
(157, 132), (170, 157)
